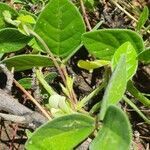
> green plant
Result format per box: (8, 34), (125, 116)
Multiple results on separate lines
(0, 0), (149, 150)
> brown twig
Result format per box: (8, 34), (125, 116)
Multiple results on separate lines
(13, 79), (51, 120)
(9, 124), (18, 150)
(79, 0), (92, 30)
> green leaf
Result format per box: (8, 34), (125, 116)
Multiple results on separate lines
(82, 29), (144, 60)
(3, 10), (20, 27)
(2, 54), (53, 71)
(138, 48), (150, 64)
(84, 0), (94, 10)
(90, 105), (132, 150)
(28, 38), (45, 53)
(18, 78), (32, 89)
(25, 114), (95, 150)
(127, 80), (150, 107)
(0, 28), (31, 53)
(100, 55), (127, 120)
(78, 60), (110, 72)
(17, 14), (36, 24)
(112, 42), (138, 80)
(0, 2), (18, 29)
(136, 6), (149, 31)
(44, 72), (57, 83)
(34, 0), (85, 58)
(19, 10), (37, 20)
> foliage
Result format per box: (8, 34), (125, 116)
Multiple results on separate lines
(82, 29), (144, 60)
(0, 0), (149, 149)
(25, 114), (95, 150)
(90, 105), (132, 150)
(34, 0), (85, 58)
(136, 6), (149, 31)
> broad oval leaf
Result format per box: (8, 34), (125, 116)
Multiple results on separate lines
(138, 48), (150, 64)
(112, 42), (138, 80)
(0, 28), (31, 53)
(82, 29), (144, 60)
(136, 6), (149, 31)
(2, 54), (53, 71)
(90, 105), (132, 150)
(0, 2), (18, 29)
(25, 114), (95, 150)
(100, 55), (127, 120)
(34, 0), (85, 58)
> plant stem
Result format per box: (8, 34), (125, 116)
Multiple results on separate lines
(123, 95), (150, 124)
(127, 80), (150, 107)
(28, 29), (77, 108)
(36, 69), (57, 95)
(28, 29), (66, 84)
(77, 67), (109, 110)
(14, 79), (51, 120)
(79, 0), (92, 30)
(61, 65), (77, 105)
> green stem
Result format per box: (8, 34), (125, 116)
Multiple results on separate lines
(28, 29), (77, 108)
(77, 67), (110, 110)
(28, 29), (66, 84)
(36, 69), (57, 95)
(123, 95), (150, 124)
(127, 80), (150, 107)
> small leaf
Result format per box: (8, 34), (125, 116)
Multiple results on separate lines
(60, 83), (70, 98)
(0, 28), (31, 53)
(66, 76), (74, 91)
(2, 54), (53, 71)
(25, 114), (95, 150)
(138, 48), (150, 64)
(28, 38), (45, 52)
(78, 60), (110, 72)
(100, 55), (127, 120)
(90, 105), (132, 150)
(44, 72), (57, 83)
(17, 14), (36, 24)
(82, 29), (144, 60)
(0, 53), (3, 60)
(127, 80), (150, 107)
(19, 10), (37, 20)
(136, 6), (149, 31)
(34, 0), (85, 58)
(18, 78), (32, 89)
(0, 2), (18, 29)
(84, 0), (94, 10)
(111, 42), (138, 80)
(3, 10), (20, 27)
(26, 130), (33, 139)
